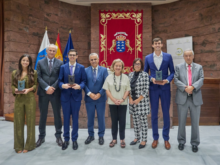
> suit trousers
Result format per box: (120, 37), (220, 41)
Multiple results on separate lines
(177, 96), (201, 146)
(150, 88), (170, 141)
(38, 94), (62, 138)
(14, 94), (36, 152)
(61, 100), (81, 142)
(132, 114), (148, 142)
(109, 105), (127, 140)
(85, 102), (106, 137)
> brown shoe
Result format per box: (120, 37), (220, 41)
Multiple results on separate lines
(164, 141), (171, 150)
(152, 140), (158, 149)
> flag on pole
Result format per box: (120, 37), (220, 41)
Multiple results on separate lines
(55, 31), (63, 61)
(34, 27), (50, 69)
(63, 30), (74, 64)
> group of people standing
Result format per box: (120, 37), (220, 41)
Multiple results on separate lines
(11, 37), (204, 154)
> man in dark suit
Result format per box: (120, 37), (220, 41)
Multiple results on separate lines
(144, 38), (175, 150)
(36, 44), (63, 147)
(84, 53), (108, 145)
(58, 49), (86, 150)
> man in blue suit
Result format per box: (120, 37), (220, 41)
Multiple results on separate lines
(84, 53), (108, 145)
(58, 49), (86, 151)
(144, 38), (175, 150)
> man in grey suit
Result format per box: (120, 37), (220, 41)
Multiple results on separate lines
(174, 49), (204, 153)
(36, 44), (63, 147)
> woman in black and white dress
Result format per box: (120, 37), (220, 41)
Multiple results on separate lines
(128, 58), (150, 149)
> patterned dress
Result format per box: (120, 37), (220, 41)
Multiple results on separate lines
(11, 70), (37, 152)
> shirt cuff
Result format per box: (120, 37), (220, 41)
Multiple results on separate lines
(166, 79), (169, 84)
(87, 92), (91, 96)
(150, 78), (153, 82)
(45, 86), (50, 91)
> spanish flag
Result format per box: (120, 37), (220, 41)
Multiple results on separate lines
(55, 32), (63, 61)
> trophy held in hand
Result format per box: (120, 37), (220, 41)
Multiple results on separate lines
(15, 80), (25, 94)
(68, 75), (75, 87)
(155, 71), (163, 83)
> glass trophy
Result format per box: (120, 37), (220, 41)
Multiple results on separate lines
(155, 71), (163, 83)
(68, 75), (75, 87)
(16, 80), (25, 94)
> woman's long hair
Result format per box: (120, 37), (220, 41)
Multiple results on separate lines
(13, 54), (35, 87)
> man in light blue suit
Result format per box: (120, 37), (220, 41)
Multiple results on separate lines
(58, 49), (86, 151)
(84, 53), (108, 145)
(144, 38), (175, 150)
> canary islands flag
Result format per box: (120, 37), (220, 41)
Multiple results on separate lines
(55, 33), (63, 61)
(34, 30), (50, 69)
(63, 32), (74, 64)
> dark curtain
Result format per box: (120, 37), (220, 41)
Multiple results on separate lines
(0, 0), (4, 116)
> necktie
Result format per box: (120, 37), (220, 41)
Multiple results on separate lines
(188, 65), (192, 86)
(70, 65), (74, 75)
(93, 68), (96, 82)
(49, 59), (52, 73)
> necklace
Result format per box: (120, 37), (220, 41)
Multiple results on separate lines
(114, 73), (122, 92)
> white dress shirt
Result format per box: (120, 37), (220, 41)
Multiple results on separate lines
(45, 57), (55, 91)
(87, 66), (99, 96)
(153, 51), (163, 70)
(151, 51), (169, 83)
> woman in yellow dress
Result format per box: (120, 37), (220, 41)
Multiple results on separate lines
(11, 54), (37, 153)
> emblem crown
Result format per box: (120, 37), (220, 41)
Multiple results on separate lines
(116, 35), (126, 41)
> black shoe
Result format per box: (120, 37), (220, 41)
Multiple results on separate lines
(99, 137), (104, 145)
(36, 138), (45, 148)
(85, 136), (94, 144)
(72, 141), (78, 150)
(62, 141), (69, 150)
(139, 144), (146, 149)
(178, 144), (184, 151)
(56, 137), (63, 147)
(192, 145), (198, 153)
(130, 139), (140, 145)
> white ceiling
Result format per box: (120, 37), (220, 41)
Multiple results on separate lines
(59, 0), (179, 6)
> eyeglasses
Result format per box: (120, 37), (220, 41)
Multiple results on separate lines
(90, 59), (97, 61)
(134, 63), (141, 66)
(184, 55), (193, 58)
(69, 54), (77, 57)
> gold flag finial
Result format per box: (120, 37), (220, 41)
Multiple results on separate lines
(45, 26), (47, 31)
(69, 30), (71, 33)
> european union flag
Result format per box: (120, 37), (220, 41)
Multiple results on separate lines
(63, 32), (74, 64)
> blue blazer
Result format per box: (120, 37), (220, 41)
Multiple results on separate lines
(144, 52), (175, 91)
(58, 62), (86, 102)
(84, 66), (108, 103)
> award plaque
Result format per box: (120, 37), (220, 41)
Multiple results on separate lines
(155, 71), (163, 83)
(68, 75), (75, 87)
(16, 80), (25, 94)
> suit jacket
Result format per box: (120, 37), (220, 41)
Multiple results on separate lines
(144, 52), (175, 91)
(37, 57), (63, 96)
(174, 62), (204, 106)
(58, 62), (86, 102)
(84, 66), (108, 103)
(128, 71), (151, 116)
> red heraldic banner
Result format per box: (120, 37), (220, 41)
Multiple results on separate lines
(99, 10), (143, 73)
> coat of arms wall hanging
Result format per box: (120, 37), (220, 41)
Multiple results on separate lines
(99, 10), (143, 73)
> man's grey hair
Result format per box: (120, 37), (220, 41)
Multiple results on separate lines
(47, 44), (58, 50)
(184, 48), (194, 56)
(89, 53), (99, 59)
